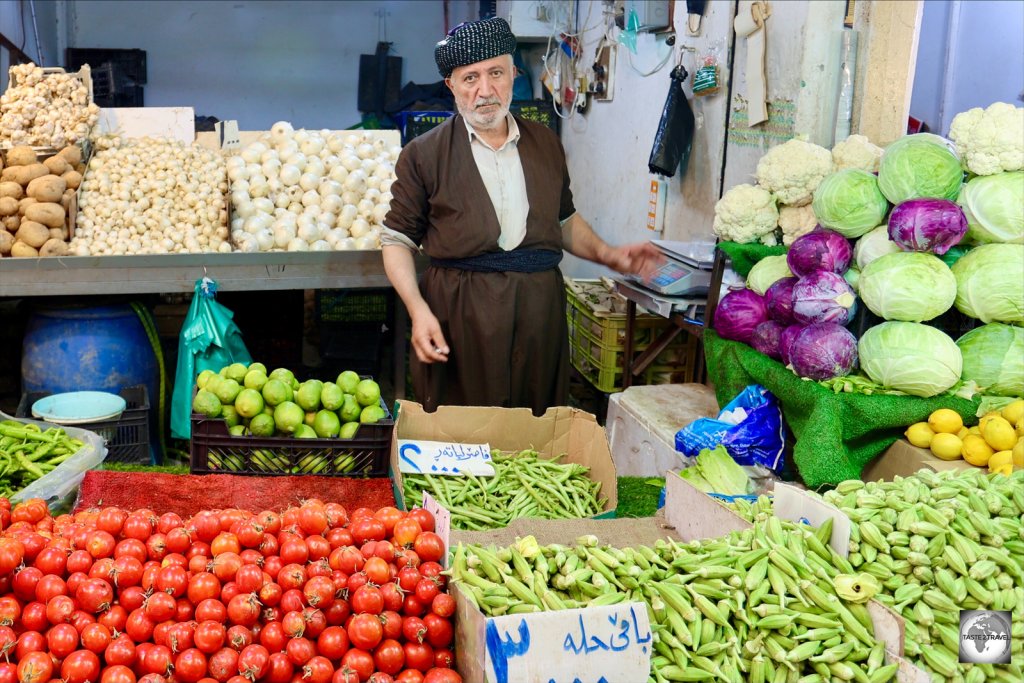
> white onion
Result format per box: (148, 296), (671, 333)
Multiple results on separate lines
(297, 221), (322, 243)
(336, 237), (356, 251)
(254, 228), (275, 251)
(270, 121), (294, 144)
(311, 239), (331, 252)
(286, 237), (309, 252)
(299, 173), (321, 192)
(321, 194), (343, 215)
(280, 164), (301, 186)
(350, 218), (371, 238)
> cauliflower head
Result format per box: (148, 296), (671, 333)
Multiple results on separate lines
(948, 102), (1024, 176)
(754, 138), (834, 206)
(713, 184), (779, 244)
(778, 204), (818, 245)
(832, 134), (883, 173)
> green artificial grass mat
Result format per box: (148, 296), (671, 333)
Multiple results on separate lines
(616, 476), (665, 518)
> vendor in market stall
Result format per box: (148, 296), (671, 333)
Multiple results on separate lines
(382, 17), (662, 415)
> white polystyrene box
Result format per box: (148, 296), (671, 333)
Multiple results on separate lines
(605, 383), (720, 477)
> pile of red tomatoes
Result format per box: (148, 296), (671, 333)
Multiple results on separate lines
(0, 497), (461, 683)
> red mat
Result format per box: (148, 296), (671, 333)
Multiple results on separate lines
(74, 471), (396, 516)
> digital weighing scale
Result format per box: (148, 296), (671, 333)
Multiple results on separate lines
(626, 240), (716, 296)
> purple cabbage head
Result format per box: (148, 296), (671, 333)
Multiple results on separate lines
(751, 320), (787, 360)
(786, 229), (854, 277)
(887, 198), (968, 255)
(779, 324), (805, 367)
(792, 271), (858, 325)
(789, 323), (859, 380)
(765, 276), (798, 325)
(714, 289), (768, 344)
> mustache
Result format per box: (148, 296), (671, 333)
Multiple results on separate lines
(474, 98), (502, 109)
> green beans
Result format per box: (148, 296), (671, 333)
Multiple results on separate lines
(402, 449), (605, 529)
(451, 514), (900, 683)
(0, 420), (83, 498)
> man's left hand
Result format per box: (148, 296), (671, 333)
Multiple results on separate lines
(603, 242), (665, 279)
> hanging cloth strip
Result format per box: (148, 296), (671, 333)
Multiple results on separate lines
(734, 1), (771, 127)
(686, 0), (706, 36)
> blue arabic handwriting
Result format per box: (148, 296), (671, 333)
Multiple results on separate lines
(398, 443), (421, 472)
(563, 607), (651, 656)
(485, 618), (530, 683)
(434, 443), (490, 462)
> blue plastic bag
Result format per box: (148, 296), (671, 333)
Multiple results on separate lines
(675, 385), (786, 472)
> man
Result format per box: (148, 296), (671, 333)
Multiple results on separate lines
(382, 17), (662, 414)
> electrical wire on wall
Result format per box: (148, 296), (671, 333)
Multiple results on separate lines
(538, 0), (608, 120)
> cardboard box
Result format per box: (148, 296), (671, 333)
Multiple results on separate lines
(862, 438), (978, 482)
(390, 400), (617, 518)
(451, 473), (926, 683)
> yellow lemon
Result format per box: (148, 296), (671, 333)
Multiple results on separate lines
(988, 450), (1014, 474)
(1013, 437), (1024, 468)
(930, 433), (963, 461)
(1002, 399), (1024, 425)
(979, 411), (1001, 433)
(956, 426), (969, 440)
(1017, 416), (1024, 438)
(982, 416), (1016, 451)
(968, 426), (981, 436)
(961, 434), (995, 467)
(905, 422), (935, 448)
(928, 408), (963, 434)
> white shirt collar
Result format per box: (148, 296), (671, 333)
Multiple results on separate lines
(463, 113), (520, 150)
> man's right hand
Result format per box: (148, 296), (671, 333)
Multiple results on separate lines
(411, 310), (450, 364)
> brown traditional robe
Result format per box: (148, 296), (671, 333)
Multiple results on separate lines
(384, 114), (576, 414)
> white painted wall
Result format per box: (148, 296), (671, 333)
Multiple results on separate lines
(910, 0), (1024, 135)
(0, 0), (61, 91)
(558, 0), (735, 278)
(64, 0), (459, 129)
(908, 0), (951, 132)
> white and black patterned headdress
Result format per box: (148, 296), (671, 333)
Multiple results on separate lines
(435, 17), (517, 78)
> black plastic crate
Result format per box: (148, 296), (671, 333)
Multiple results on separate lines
(510, 100), (560, 134)
(320, 321), (387, 376)
(66, 48), (147, 84)
(189, 398), (393, 478)
(16, 385), (150, 464)
(316, 289), (394, 324)
(848, 306), (978, 342)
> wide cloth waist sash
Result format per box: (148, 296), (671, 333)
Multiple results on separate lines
(430, 249), (563, 273)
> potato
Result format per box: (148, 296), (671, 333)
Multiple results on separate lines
(18, 197), (37, 215)
(10, 241), (39, 257)
(39, 238), (68, 257)
(0, 231), (12, 255)
(0, 197), (18, 217)
(0, 181), (22, 199)
(43, 155), (70, 176)
(2, 215), (19, 232)
(62, 170), (82, 190)
(57, 145), (82, 167)
(25, 202), (65, 228)
(27, 175), (67, 203)
(2, 163), (49, 186)
(74, 163), (86, 174)
(48, 227), (64, 240)
(15, 220), (49, 248)
(7, 146), (38, 167)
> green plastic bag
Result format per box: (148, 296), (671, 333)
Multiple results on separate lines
(170, 278), (251, 440)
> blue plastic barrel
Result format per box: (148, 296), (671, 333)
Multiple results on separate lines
(21, 304), (158, 403)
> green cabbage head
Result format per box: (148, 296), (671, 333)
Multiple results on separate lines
(877, 134), (964, 205)
(812, 169), (889, 239)
(951, 244), (1024, 324)
(858, 321), (962, 398)
(958, 171), (1024, 244)
(956, 323), (1024, 397)
(746, 255), (793, 295)
(858, 252), (956, 322)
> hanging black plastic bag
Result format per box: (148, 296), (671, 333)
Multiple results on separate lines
(648, 64), (695, 178)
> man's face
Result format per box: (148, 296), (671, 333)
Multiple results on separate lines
(447, 54), (514, 131)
